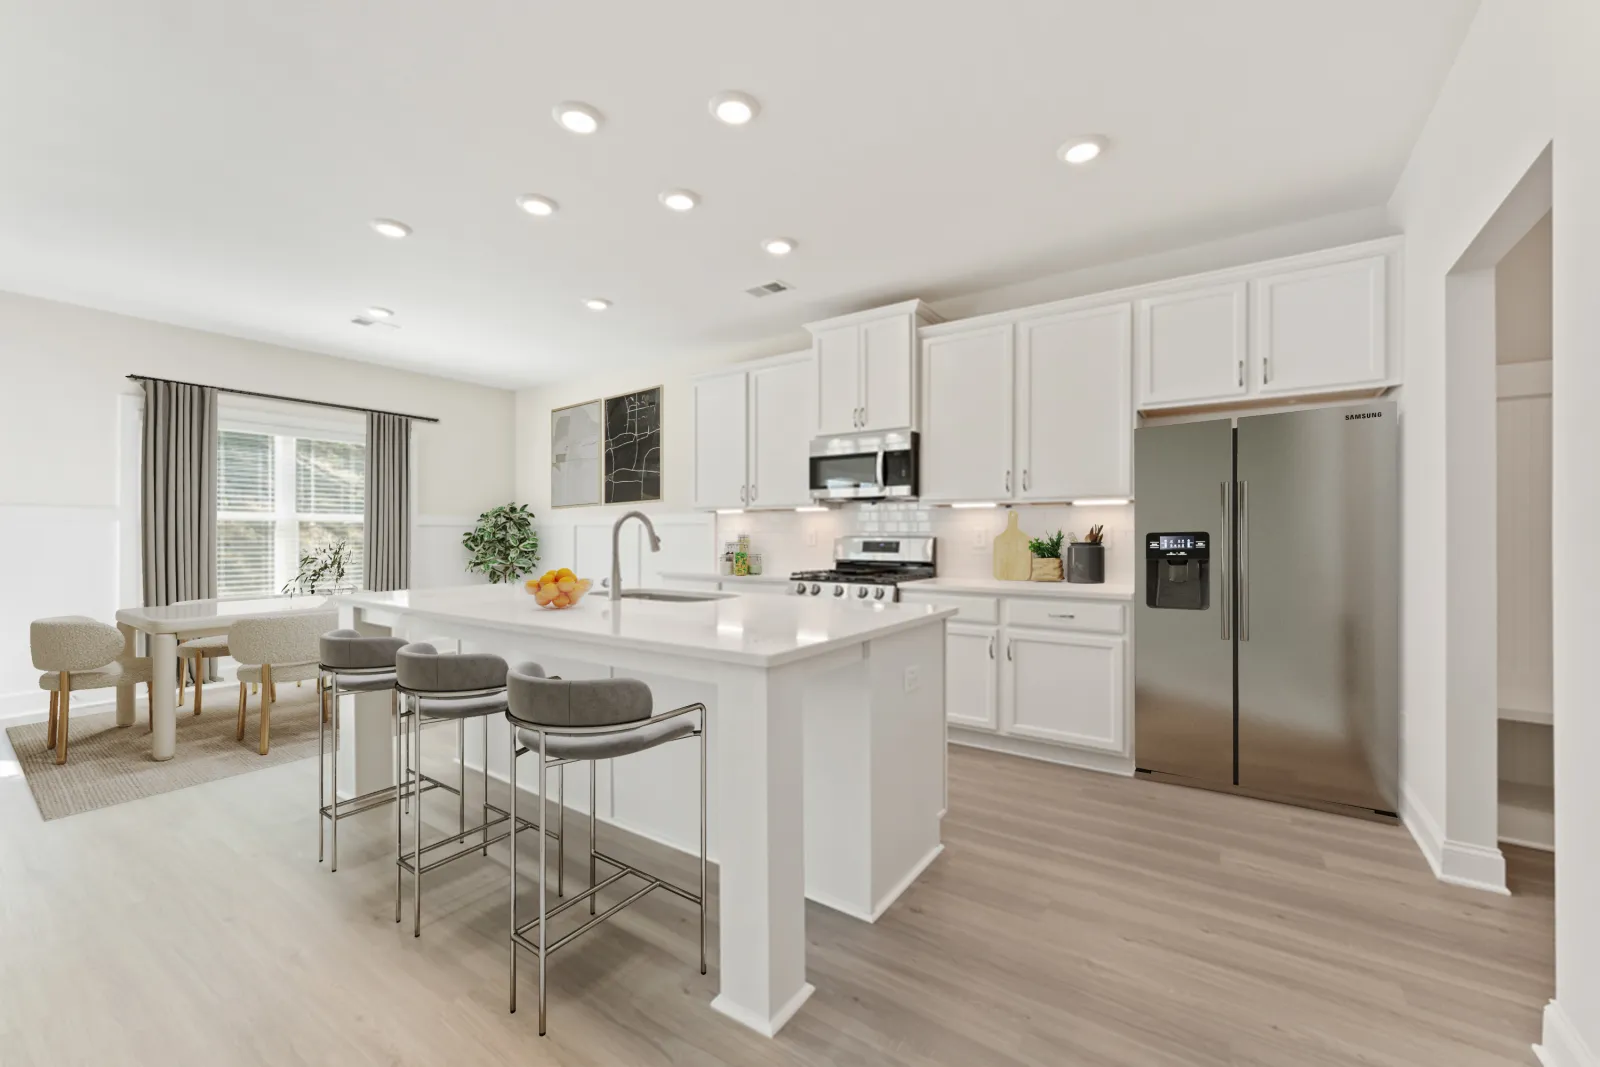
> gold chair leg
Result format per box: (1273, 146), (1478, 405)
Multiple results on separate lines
(178, 656), (187, 707)
(259, 664), (273, 755)
(55, 674), (70, 765)
(236, 682), (247, 740)
(46, 690), (58, 749)
(194, 657), (204, 717)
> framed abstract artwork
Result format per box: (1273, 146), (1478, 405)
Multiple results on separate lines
(602, 386), (662, 503)
(550, 399), (602, 508)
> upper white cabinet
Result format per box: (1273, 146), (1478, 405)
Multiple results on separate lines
(1252, 255), (1387, 395)
(920, 325), (1013, 501)
(807, 300), (942, 435)
(1135, 283), (1249, 408)
(1017, 304), (1133, 500)
(692, 352), (812, 511)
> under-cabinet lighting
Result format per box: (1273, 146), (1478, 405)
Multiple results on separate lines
(1068, 498), (1131, 507)
(715, 509), (745, 515)
(794, 506), (828, 513)
(950, 502), (999, 509)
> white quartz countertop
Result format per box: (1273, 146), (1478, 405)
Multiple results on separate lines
(658, 571), (795, 586)
(117, 594), (339, 633)
(900, 577), (1135, 601)
(340, 584), (956, 668)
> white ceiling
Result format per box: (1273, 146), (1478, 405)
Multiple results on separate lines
(0, 1), (1479, 389)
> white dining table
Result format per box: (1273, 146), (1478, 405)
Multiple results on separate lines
(114, 595), (337, 760)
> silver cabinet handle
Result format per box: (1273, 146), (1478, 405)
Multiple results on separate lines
(1023, 469), (1030, 492)
(1237, 360), (1243, 388)
(739, 485), (747, 504)
(1220, 480), (1232, 642)
(1047, 613), (1076, 619)
(1006, 640), (1013, 662)
(988, 636), (995, 659)
(1239, 479), (1250, 641)
(1262, 357), (1270, 385)
(751, 483), (757, 502)
(1005, 470), (1012, 494)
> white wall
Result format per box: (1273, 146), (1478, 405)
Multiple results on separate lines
(1498, 213), (1554, 364)
(1390, 0), (1597, 1061)
(0, 289), (516, 720)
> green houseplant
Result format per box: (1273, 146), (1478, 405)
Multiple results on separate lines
(283, 539), (355, 596)
(462, 503), (541, 584)
(1026, 530), (1066, 582)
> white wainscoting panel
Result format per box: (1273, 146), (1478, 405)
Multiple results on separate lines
(1496, 381), (1553, 724)
(411, 515), (484, 589)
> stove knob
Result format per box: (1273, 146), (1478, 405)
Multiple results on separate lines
(856, 586), (870, 598)
(832, 585), (845, 598)
(874, 587), (887, 600)
(810, 584), (821, 596)
(795, 582), (808, 595)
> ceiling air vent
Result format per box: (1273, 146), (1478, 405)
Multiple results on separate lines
(744, 279), (793, 298)
(350, 317), (399, 329)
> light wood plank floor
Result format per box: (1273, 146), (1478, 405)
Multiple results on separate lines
(0, 721), (1552, 1066)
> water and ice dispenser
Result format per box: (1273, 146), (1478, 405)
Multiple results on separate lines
(1145, 532), (1210, 610)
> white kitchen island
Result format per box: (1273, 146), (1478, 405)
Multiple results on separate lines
(335, 583), (953, 1037)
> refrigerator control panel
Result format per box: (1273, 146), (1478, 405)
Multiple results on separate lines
(1145, 532), (1210, 560)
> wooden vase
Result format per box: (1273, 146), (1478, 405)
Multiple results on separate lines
(1029, 557), (1064, 582)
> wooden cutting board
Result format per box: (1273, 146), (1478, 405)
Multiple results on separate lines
(992, 510), (1032, 581)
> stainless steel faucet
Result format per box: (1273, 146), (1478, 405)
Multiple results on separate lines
(610, 510), (662, 601)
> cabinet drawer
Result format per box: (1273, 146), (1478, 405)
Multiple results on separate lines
(899, 592), (999, 623)
(1003, 598), (1125, 634)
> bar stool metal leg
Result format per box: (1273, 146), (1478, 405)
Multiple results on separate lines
(482, 721), (490, 857)
(317, 673), (326, 864)
(413, 699), (424, 937)
(508, 720), (519, 1014)
(457, 719), (467, 835)
(557, 764), (565, 898)
(330, 674), (341, 872)
(700, 710), (708, 975)
(537, 728), (548, 1036)
(395, 694), (405, 923)
(589, 760), (597, 916)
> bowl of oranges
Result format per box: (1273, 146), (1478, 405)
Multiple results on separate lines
(525, 568), (592, 610)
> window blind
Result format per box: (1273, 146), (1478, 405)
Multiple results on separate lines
(218, 431), (273, 512)
(217, 520), (275, 598)
(296, 438), (366, 514)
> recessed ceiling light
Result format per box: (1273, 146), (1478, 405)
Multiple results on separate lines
(1057, 136), (1109, 165)
(370, 218), (412, 239)
(709, 91), (760, 126)
(552, 101), (602, 135)
(659, 189), (700, 212)
(516, 194), (558, 217)
(365, 306), (394, 319)
(583, 298), (611, 311)
(761, 237), (796, 256)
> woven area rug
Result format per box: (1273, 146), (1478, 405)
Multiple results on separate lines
(6, 683), (325, 821)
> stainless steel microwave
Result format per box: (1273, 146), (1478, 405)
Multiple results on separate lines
(809, 430), (918, 501)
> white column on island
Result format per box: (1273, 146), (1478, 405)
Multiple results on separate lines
(336, 604), (399, 797)
(708, 661), (813, 1036)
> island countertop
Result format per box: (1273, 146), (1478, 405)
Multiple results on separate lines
(339, 584), (956, 668)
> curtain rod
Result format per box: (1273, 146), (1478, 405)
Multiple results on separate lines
(125, 374), (440, 424)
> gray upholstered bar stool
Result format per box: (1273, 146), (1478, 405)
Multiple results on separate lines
(316, 629), (408, 872)
(504, 663), (707, 1035)
(394, 642), (558, 936)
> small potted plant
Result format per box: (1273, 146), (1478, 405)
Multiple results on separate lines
(283, 539), (355, 596)
(1027, 530), (1066, 582)
(462, 503), (541, 584)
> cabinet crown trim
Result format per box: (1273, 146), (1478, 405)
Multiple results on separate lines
(690, 349), (811, 383)
(805, 298), (943, 333)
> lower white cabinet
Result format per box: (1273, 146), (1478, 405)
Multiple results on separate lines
(945, 623), (999, 730)
(1001, 628), (1125, 753)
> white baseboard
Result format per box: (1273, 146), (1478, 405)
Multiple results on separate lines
(1401, 785), (1509, 894)
(948, 727), (1135, 777)
(711, 982), (815, 1039)
(0, 689), (115, 727)
(1537, 1000), (1599, 1067)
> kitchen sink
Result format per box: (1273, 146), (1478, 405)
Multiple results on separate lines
(617, 589), (733, 603)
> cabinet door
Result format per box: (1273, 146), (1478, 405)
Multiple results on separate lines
(748, 357), (814, 508)
(861, 314), (914, 430)
(920, 325), (1013, 502)
(1135, 283), (1249, 408)
(691, 371), (749, 510)
(1002, 628), (1125, 753)
(946, 623), (999, 730)
(1253, 255), (1387, 395)
(1017, 304), (1132, 500)
(814, 325), (861, 435)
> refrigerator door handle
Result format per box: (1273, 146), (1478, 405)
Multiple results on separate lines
(1239, 479), (1250, 641)
(1220, 480), (1232, 641)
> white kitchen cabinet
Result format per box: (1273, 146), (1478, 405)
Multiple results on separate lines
(807, 300), (941, 435)
(691, 370), (751, 510)
(920, 324), (1013, 502)
(1252, 255), (1387, 395)
(1016, 303), (1132, 500)
(692, 353), (812, 511)
(1135, 282), (1249, 408)
(748, 357), (814, 508)
(945, 623), (999, 730)
(1001, 628), (1125, 753)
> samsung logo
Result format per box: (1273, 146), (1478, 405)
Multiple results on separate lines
(1345, 411), (1383, 420)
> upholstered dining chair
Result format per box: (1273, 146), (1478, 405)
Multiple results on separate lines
(230, 612), (338, 755)
(30, 616), (154, 765)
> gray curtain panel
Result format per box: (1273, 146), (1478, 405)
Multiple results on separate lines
(141, 380), (218, 608)
(365, 412), (412, 591)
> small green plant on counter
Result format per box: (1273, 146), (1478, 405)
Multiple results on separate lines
(1027, 530), (1066, 559)
(284, 540), (353, 596)
(463, 503), (541, 584)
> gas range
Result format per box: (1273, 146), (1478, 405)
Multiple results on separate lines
(789, 535), (935, 602)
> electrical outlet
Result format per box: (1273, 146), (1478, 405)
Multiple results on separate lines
(903, 665), (921, 693)
(971, 527), (986, 549)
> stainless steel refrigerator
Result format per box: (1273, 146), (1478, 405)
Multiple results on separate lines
(1133, 403), (1400, 818)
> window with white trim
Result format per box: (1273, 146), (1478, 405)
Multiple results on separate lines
(216, 400), (366, 598)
